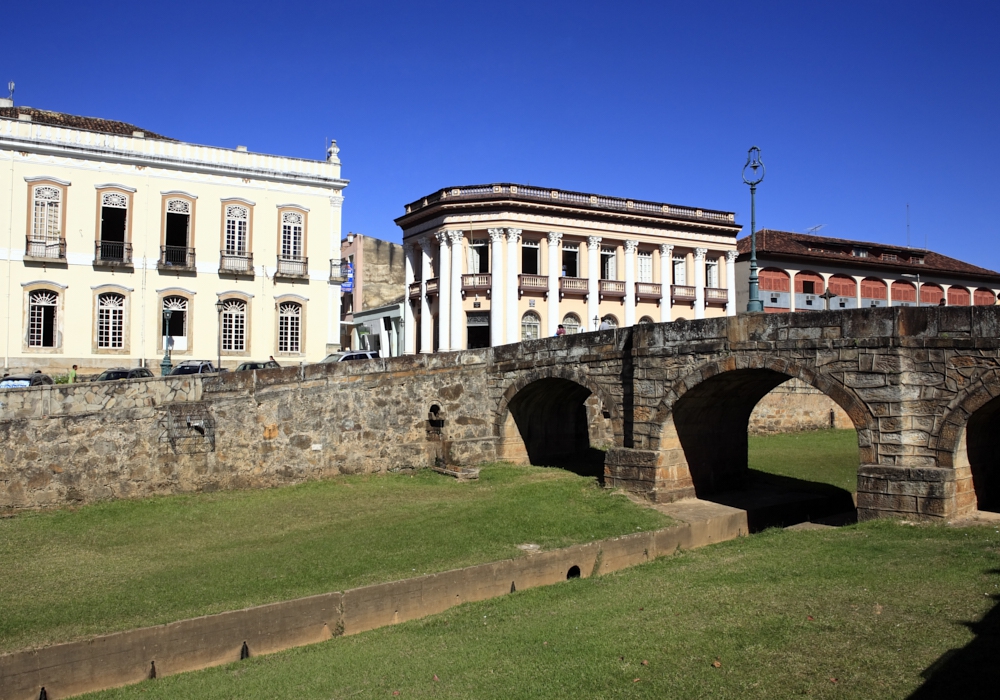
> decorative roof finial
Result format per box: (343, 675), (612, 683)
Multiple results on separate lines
(327, 139), (340, 164)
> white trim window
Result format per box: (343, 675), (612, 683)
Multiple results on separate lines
(521, 239), (540, 275)
(32, 186), (61, 242)
(561, 313), (581, 334)
(97, 293), (125, 349)
(521, 311), (541, 341)
(221, 299), (247, 352)
(281, 212), (304, 258)
(601, 246), (617, 280)
(162, 296), (189, 352)
(673, 256), (687, 286)
(225, 205), (249, 254)
(637, 250), (653, 283)
(706, 259), (719, 288)
(278, 301), (302, 353)
(28, 290), (58, 347)
(468, 238), (489, 274)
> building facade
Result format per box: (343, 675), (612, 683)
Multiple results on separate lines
(337, 232), (406, 356)
(735, 230), (1000, 313)
(395, 184), (741, 353)
(0, 107), (348, 374)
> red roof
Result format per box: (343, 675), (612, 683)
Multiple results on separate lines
(737, 229), (1000, 282)
(0, 107), (174, 141)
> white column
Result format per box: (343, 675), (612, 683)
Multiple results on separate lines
(403, 244), (416, 354)
(940, 283), (951, 306)
(489, 228), (505, 345)
(693, 248), (707, 320)
(449, 230), (465, 349)
(587, 236), (602, 330)
(505, 228), (521, 343)
(547, 231), (562, 336)
(624, 240), (637, 327)
(853, 275), (864, 309)
(659, 244), (673, 323)
(786, 270), (799, 312)
(328, 284), (342, 350)
(436, 231), (452, 350)
(725, 250), (737, 316)
(883, 278), (894, 307)
(819, 272), (833, 310)
(419, 237), (433, 353)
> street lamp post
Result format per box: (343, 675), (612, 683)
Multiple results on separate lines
(160, 308), (173, 376)
(215, 299), (224, 372)
(743, 146), (766, 313)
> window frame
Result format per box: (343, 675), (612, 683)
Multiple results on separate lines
(276, 205), (309, 260)
(94, 184), (136, 246)
(92, 285), (132, 354)
(157, 289), (196, 355)
(219, 294), (251, 355)
(520, 311), (541, 341)
(275, 295), (306, 355)
(221, 198), (254, 255)
(24, 178), (69, 248)
(21, 281), (66, 353)
(160, 191), (198, 251)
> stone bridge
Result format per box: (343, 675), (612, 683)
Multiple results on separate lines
(2, 307), (999, 521)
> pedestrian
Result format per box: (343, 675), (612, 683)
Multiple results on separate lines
(599, 318), (612, 331)
(556, 324), (566, 337)
(938, 298), (946, 306)
(68, 365), (78, 383)
(269, 355), (280, 367)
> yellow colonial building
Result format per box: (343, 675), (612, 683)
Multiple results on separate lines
(0, 106), (348, 374)
(395, 184), (741, 352)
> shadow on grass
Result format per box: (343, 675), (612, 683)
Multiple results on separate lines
(703, 469), (857, 532)
(910, 571), (1000, 700)
(542, 447), (608, 484)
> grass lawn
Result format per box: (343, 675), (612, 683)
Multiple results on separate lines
(82, 520), (1000, 700)
(749, 428), (859, 493)
(0, 465), (668, 653)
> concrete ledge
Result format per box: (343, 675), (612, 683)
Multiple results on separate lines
(0, 505), (745, 700)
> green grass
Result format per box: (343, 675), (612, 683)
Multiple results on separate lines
(0, 465), (668, 653)
(82, 520), (1000, 700)
(749, 428), (860, 493)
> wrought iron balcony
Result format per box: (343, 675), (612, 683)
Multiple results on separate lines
(159, 245), (196, 270)
(559, 276), (588, 297)
(598, 279), (626, 299)
(275, 255), (308, 278)
(94, 240), (132, 266)
(671, 285), (696, 302)
(220, 251), (254, 275)
(635, 282), (662, 302)
(24, 237), (66, 261)
(329, 258), (350, 283)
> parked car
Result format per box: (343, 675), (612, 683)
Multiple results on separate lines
(0, 373), (54, 389)
(169, 360), (217, 376)
(93, 367), (155, 382)
(320, 350), (378, 363)
(235, 360), (281, 371)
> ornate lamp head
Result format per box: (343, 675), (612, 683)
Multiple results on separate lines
(742, 146), (765, 186)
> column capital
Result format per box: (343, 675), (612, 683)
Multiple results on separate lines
(448, 230), (464, 245)
(547, 231), (563, 245)
(505, 228), (522, 242)
(587, 235), (603, 250)
(488, 227), (505, 242)
(435, 230), (450, 246)
(624, 239), (639, 253)
(694, 247), (708, 261)
(726, 249), (737, 263)
(418, 236), (434, 254)
(660, 243), (674, 256)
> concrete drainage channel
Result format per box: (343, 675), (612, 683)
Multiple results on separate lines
(1, 501), (746, 700)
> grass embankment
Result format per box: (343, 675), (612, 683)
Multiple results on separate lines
(0, 465), (668, 653)
(83, 520), (1000, 700)
(749, 428), (859, 493)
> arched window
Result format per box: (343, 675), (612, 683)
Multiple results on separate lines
(28, 290), (58, 347)
(520, 311), (541, 341)
(601, 314), (619, 328)
(278, 302), (302, 353)
(31, 186), (61, 241)
(638, 316), (655, 324)
(281, 212), (304, 258)
(974, 288), (997, 306)
(948, 287), (971, 306)
(221, 299), (247, 352)
(561, 313), (581, 334)
(225, 205), (249, 255)
(162, 296), (189, 351)
(97, 293), (125, 349)
(920, 284), (944, 306)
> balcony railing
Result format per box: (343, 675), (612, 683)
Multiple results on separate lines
(95, 240), (132, 266)
(706, 287), (729, 305)
(220, 251), (254, 275)
(159, 245), (196, 270)
(425, 277), (439, 296)
(25, 237), (66, 261)
(672, 284), (696, 302)
(462, 273), (492, 295)
(408, 281), (422, 300)
(329, 258), (350, 283)
(599, 279), (626, 298)
(635, 282), (662, 301)
(275, 255), (308, 277)
(518, 274), (548, 293)
(559, 276), (589, 296)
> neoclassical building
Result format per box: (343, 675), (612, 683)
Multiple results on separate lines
(0, 106), (348, 374)
(395, 184), (741, 352)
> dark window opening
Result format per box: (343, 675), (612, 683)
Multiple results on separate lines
(562, 248), (578, 277)
(522, 244), (539, 275)
(163, 311), (186, 338)
(467, 324), (490, 349)
(802, 281), (815, 294)
(165, 212), (190, 248)
(601, 250), (615, 280)
(567, 565), (581, 579)
(40, 305), (55, 346)
(471, 242), (489, 273)
(100, 207), (126, 242)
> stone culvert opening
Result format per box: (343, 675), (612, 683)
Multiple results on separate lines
(959, 394), (1000, 513)
(567, 565), (581, 579)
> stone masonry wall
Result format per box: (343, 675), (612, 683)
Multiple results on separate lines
(0, 353), (495, 513)
(749, 378), (854, 435)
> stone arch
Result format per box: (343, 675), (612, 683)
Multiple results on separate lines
(646, 355), (875, 499)
(933, 369), (1000, 514)
(494, 366), (621, 472)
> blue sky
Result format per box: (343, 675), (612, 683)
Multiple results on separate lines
(5, 1), (998, 267)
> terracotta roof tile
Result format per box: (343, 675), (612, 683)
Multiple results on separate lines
(0, 107), (175, 141)
(737, 229), (999, 282)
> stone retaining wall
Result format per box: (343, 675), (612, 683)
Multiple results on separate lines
(749, 378), (854, 435)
